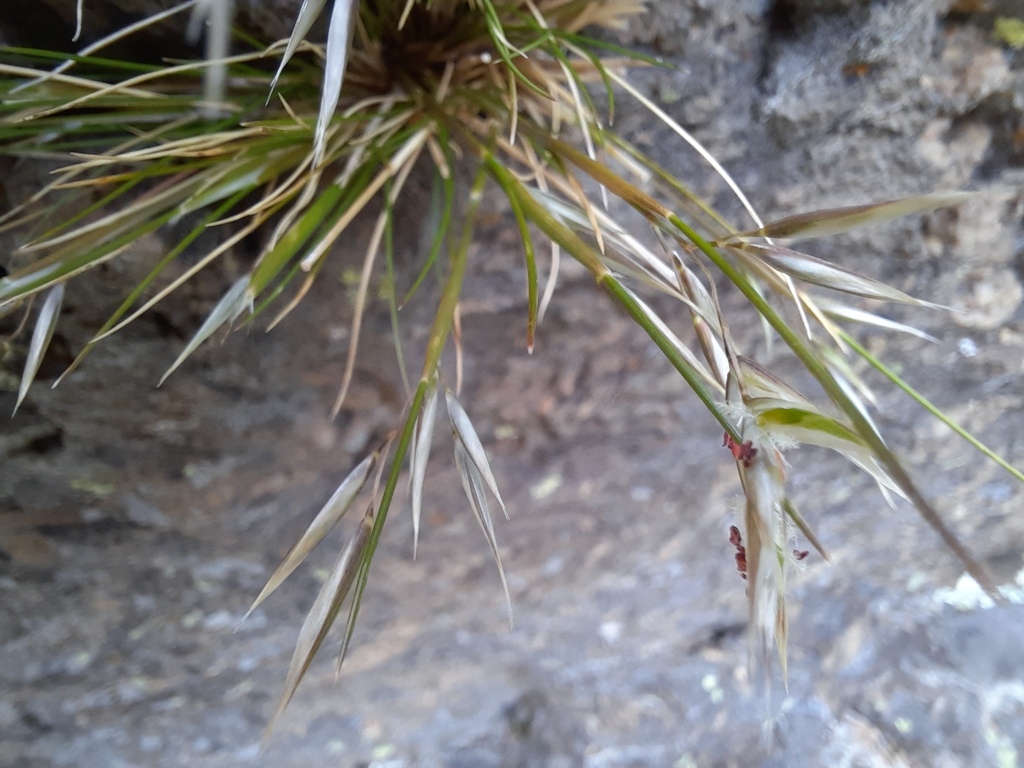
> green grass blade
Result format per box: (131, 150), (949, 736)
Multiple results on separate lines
(248, 184), (346, 295)
(56, 189), (249, 385)
(476, 144), (742, 442)
(840, 330), (1024, 484)
(336, 165), (490, 673)
(496, 167), (538, 351)
(402, 164), (455, 306)
(669, 214), (1001, 598)
(0, 199), (188, 305)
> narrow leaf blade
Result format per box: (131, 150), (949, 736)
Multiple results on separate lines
(244, 453), (376, 619)
(313, 0), (357, 165)
(268, 0), (329, 96)
(15, 283), (64, 414)
(738, 242), (940, 306)
(454, 441), (513, 627)
(445, 389), (509, 520)
(840, 330), (1024, 485)
(159, 275), (250, 386)
(410, 383), (439, 559)
(726, 192), (972, 242)
(782, 498), (831, 563)
(268, 505), (373, 734)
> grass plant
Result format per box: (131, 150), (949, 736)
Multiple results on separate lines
(1, 0), (1019, 726)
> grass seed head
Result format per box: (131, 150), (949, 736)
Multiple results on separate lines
(0, 0), (1013, 728)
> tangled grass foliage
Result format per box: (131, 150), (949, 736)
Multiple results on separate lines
(1, 0), (1020, 726)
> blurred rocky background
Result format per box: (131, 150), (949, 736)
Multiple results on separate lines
(2, 1), (1024, 766)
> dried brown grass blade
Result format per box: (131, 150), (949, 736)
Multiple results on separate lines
(330, 132), (426, 417)
(724, 192), (973, 242)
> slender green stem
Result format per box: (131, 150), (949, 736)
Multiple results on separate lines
(840, 330), (1024, 484)
(419, 170), (488, 379)
(383, 189), (411, 394)
(501, 169), (538, 351)
(482, 155), (604, 273)
(533, 122), (1000, 596)
(340, 165), (490, 656)
(481, 149), (741, 442)
(402, 164), (454, 306)
(599, 275), (740, 442)
(670, 215), (1001, 598)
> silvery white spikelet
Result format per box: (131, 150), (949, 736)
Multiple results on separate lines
(736, 436), (790, 681)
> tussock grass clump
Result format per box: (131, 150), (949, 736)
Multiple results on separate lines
(1, 0), (1019, 726)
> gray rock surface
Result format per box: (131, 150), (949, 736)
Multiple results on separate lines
(2, 1), (1024, 766)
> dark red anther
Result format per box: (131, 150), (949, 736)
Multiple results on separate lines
(728, 525), (748, 580)
(735, 551), (748, 580)
(723, 432), (757, 467)
(793, 549), (809, 561)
